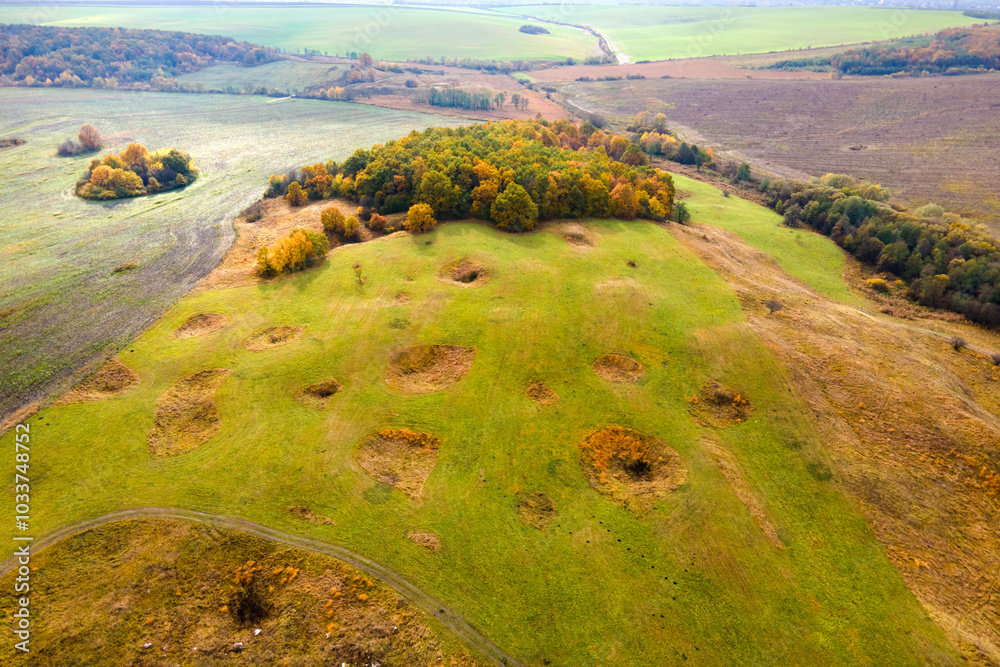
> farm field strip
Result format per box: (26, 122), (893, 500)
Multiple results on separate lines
(500, 5), (981, 62)
(0, 5), (599, 62)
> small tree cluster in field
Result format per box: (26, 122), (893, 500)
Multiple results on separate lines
(256, 229), (329, 277)
(57, 124), (102, 157)
(321, 205), (361, 242)
(264, 120), (676, 235)
(76, 143), (197, 200)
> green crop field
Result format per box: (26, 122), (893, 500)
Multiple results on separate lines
(174, 60), (347, 94)
(0, 88), (462, 420)
(0, 5), (598, 62)
(500, 5), (981, 62)
(0, 181), (959, 663)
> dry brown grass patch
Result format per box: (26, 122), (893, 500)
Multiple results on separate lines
(385, 344), (476, 393)
(518, 492), (557, 529)
(147, 369), (230, 456)
(172, 312), (229, 339)
(526, 381), (559, 406)
(55, 359), (139, 405)
(288, 505), (333, 524)
(298, 378), (342, 408)
(688, 380), (754, 426)
(356, 428), (441, 499)
(560, 222), (595, 248)
(406, 532), (441, 551)
(578, 425), (686, 513)
(593, 354), (644, 382)
(437, 257), (491, 288)
(244, 325), (304, 351)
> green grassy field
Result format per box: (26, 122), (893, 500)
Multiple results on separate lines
(0, 5), (597, 62)
(174, 60), (346, 94)
(1, 186), (958, 663)
(501, 5), (980, 61)
(0, 88), (462, 420)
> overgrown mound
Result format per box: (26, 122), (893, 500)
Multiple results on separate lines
(407, 532), (442, 551)
(244, 325), (305, 351)
(298, 378), (342, 408)
(147, 369), (230, 456)
(518, 492), (557, 529)
(56, 358), (139, 405)
(526, 381), (559, 406)
(688, 380), (754, 425)
(356, 428), (442, 498)
(172, 312), (228, 339)
(593, 354), (644, 382)
(578, 425), (686, 513)
(438, 257), (491, 288)
(385, 344), (476, 393)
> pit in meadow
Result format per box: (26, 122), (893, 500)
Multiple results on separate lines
(356, 428), (441, 499)
(526, 381), (559, 406)
(244, 325), (304, 351)
(688, 380), (754, 426)
(147, 369), (230, 456)
(592, 354), (645, 382)
(518, 491), (557, 529)
(172, 312), (229, 339)
(578, 425), (686, 514)
(56, 358), (139, 405)
(384, 344), (476, 393)
(437, 257), (491, 288)
(298, 378), (342, 408)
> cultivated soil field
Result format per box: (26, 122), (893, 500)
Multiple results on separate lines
(6, 171), (995, 664)
(561, 75), (1000, 225)
(0, 88), (462, 424)
(499, 5), (980, 62)
(0, 4), (599, 62)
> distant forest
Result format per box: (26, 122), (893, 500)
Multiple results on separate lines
(0, 24), (279, 88)
(768, 23), (1000, 76)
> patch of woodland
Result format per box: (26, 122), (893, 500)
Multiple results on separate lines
(76, 141), (198, 200)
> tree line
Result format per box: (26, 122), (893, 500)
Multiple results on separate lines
(263, 120), (675, 234)
(76, 140), (198, 200)
(767, 24), (1000, 76)
(0, 24), (279, 89)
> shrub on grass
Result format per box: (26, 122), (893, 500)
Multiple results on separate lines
(950, 336), (967, 351)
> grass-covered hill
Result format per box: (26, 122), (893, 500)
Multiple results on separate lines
(6, 163), (999, 663)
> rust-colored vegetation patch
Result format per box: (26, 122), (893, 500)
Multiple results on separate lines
(592, 354), (644, 382)
(437, 257), (491, 288)
(518, 492), (557, 529)
(298, 378), (342, 408)
(526, 381), (559, 406)
(147, 369), (230, 457)
(578, 426), (686, 513)
(356, 429), (442, 499)
(560, 221), (595, 248)
(172, 312), (229, 339)
(385, 344), (476, 393)
(55, 358), (139, 405)
(688, 380), (754, 426)
(288, 505), (333, 525)
(406, 532), (441, 551)
(392, 291), (411, 305)
(244, 325), (304, 352)
(2, 518), (482, 665)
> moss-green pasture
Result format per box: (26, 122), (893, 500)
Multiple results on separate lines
(0, 5), (597, 62)
(501, 5), (980, 62)
(3, 201), (956, 663)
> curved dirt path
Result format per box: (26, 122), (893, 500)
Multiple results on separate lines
(0, 507), (522, 667)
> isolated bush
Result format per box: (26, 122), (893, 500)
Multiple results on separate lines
(405, 203), (437, 233)
(990, 352), (1000, 366)
(672, 201), (691, 224)
(916, 203), (944, 219)
(78, 124), (102, 151)
(866, 278), (891, 293)
(342, 216), (361, 242)
(950, 336), (967, 351)
(367, 212), (388, 232)
(321, 205), (346, 233)
(764, 299), (784, 314)
(256, 229), (328, 277)
(404, 78), (418, 88)
(57, 139), (82, 157)
(286, 181), (307, 206)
